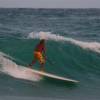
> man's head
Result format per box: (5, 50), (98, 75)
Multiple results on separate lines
(40, 39), (45, 44)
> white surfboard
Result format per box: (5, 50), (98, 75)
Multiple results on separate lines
(0, 53), (79, 83)
(27, 68), (79, 83)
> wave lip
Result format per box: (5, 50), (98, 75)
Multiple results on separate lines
(27, 31), (100, 53)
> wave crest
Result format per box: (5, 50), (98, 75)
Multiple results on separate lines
(27, 31), (100, 53)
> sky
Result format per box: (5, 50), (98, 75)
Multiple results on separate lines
(0, 0), (100, 8)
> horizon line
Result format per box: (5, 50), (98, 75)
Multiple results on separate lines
(0, 7), (100, 9)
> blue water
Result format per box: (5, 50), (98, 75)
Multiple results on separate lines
(0, 8), (100, 100)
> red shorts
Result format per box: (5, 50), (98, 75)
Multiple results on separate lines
(34, 51), (45, 64)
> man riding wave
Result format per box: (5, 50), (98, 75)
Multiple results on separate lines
(29, 39), (46, 71)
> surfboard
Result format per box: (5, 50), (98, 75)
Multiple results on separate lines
(27, 68), (79, 83)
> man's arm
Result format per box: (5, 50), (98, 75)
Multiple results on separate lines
(43, 45), (46, 60)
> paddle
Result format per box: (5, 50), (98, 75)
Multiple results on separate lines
(47, 58), (56, 66)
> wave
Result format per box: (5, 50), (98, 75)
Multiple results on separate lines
(0, 52), (42, 82)
(27, 31), (100, 53)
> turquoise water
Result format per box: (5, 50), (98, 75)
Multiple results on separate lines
(0, 8), (100, 100)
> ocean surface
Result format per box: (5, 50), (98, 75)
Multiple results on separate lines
(0, 8), (100, 100)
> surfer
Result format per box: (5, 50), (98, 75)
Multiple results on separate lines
(29, 39), (46, 71)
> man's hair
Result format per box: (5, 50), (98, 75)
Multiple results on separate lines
(40, 39), (45, 44)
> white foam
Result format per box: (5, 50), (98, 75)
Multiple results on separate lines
(27, 31), (66, 41)
(0, 52), (41, 82)
(27, 31), (100, 53)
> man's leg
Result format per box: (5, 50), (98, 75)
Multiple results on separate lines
(40, 58), (45, 71)
(29, 59), (36, 67)
(37, 52), (45, 71)
(40, 63), (45, 71)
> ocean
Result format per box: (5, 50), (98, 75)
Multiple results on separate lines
(0, 8), (100, 100)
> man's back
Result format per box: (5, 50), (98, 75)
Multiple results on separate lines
(35, 43), (45, 52)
